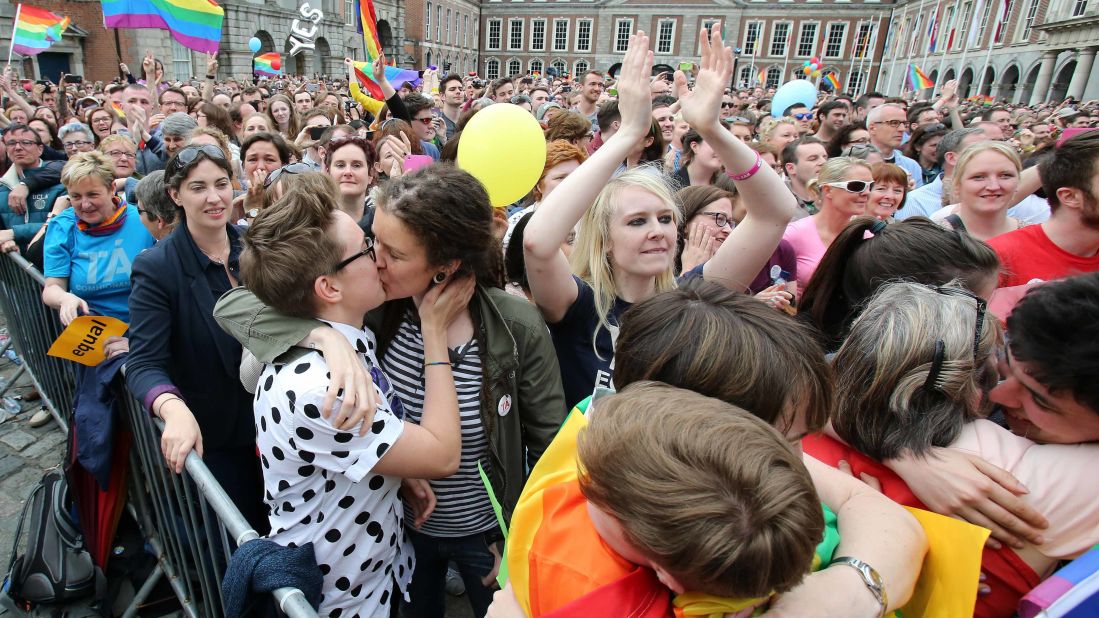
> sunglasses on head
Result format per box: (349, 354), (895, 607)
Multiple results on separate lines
(263, 162), (313, 189)
(823, 180), (875, 193)
(170, 143), (226, 169)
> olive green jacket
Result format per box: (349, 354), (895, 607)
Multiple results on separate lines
(213, 285), (567, 523)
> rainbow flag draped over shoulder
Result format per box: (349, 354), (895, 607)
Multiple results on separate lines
(101, 0), (224, 54)
(254, 52), (281, 77)
(907, 64), (934, 91)
(11, 5), (71, 57)
(352, 61), (421, 99)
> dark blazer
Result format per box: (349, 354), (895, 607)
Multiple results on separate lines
(125, 223), (254, 452)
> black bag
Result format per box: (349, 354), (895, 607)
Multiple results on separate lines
(3, 470), (95, 607)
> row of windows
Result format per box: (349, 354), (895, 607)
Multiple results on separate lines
(734, 65), (866, 91)
(486, 17), (594, 52)
(483, 58), (590, 79)
(740, 20), (866, 59)
(425, 2), (478, 49)
(888, 0), (1045, 59)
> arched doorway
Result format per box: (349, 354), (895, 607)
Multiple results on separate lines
(929, 69), (939, 86)
(1018, 62), (1041, 104)
(1051, 60), (1076, 101)
(959, 67), (974, 98)
(977, 66), (995, 95)
(284, 38), (308, 75)
(314, 37), (330, 76)
(943, 67), (956, 84)
(377, 20), (396, 59)
(999, 64), (1020, 102)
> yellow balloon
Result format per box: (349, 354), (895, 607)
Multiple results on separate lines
(457, 104), (547, 208)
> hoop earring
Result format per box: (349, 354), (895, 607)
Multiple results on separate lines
(432, 272), (446, 284)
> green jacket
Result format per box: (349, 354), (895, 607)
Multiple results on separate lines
(213, 285), (567, 523)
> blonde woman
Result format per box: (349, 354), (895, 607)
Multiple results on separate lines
(930, 141), (1024, 241)
(781, 157), (874, 290)
(757, 116), (799, 153)
(523, 27), (796, 406)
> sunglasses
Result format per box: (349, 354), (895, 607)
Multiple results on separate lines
(414, 116), (434, 125)
(823, 180), (875, 193)
(168, 144), (226, 175)
(721, 102), (735, 109)
(923, 285), (988, 390)
(793, 112), (814, 121)
(333, 236), (376, 271)
(263, 162), (313, 189)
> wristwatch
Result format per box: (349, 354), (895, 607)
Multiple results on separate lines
(829, 556), (887, 617)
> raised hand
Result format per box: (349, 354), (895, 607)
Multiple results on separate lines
(675, 22), (732, 131)
(614, 31), (655, 139)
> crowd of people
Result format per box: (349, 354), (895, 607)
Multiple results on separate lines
(1, 22), (1098, 618)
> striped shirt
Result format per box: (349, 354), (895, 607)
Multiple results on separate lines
(383, 313), (497, 537)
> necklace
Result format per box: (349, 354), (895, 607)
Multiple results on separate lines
(199, 247), (227, 265)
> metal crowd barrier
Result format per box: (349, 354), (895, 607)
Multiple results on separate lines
(0, 252), (317, 618)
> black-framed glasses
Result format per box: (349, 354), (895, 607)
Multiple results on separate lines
(167, 143), (226, 176)
(333, 237), (376, 271)
(874, 119), (905, 128)
(63, 140), (93, 151)
(823, 180), (875, 193)
(699, 211), (734, 228)
(924, 285), (988, 391)
(3, 139), (40, 148)
(793, 112), (814, 121)
(263, 162), (313, 189)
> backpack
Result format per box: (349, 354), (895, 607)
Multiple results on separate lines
(3, 470), (95, 608)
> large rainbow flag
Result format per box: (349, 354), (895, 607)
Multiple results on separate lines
(101, 0), (224, 54)
(354, 0), (386, 98)
(254, 52), (281, 77)
(907, 63), (934, 91)
(352, 61), (421, 99)
(10, 4), (70, 57)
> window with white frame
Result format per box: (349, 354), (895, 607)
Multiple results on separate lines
(700, 19), (719, 52)
(576, 19), (592, 52)
(345, 0), (353, 26)
(552, 59), (566, 75)
(769, 22), (791, 57)
(508, 59), (522, 75)
(446, 8), (451, 44)
(574, 60), (589, 76)
(765, 66), (782, 88)
(464, 14), (469, 47)
(975, 0), (993, 46)
(436, 5), (442, 41)
(426, 2), (432, 38)
(738, 65), (753, 87)
(656, 19), (676, 54)
(796, 22), (818, 57)
(743, 21), (763, 56)
(508, 19), (524, 50)
(554, 19), (569, 51)
(486, 59), (500, 79)
(1019, 0), (1039, 40)
(615, 18), (633, 53)
(954, 2), (972, 49)
(908, 14), (921, 54)
(846, 70), (866, 93)
(824, 23), (846, 58)
(530, 58), (544, 74)
(170, 40), (192, 81)
(995, 0), (1015, 42)
(941, 6), (955, 49)
(454, 11), (459, 45)
(1074, 0), (1088, 16)
(853, 21), (872, 58)
(531, 19), (546, 51)
(487, 19), (502, 50)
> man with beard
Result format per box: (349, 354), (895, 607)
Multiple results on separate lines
(573, 70), (605, 131)
(987, 130), (1099, 288)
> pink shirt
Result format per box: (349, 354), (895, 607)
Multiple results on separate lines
(782, 216), (828, 290)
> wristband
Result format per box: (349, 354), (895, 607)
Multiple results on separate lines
(727, 152), (763, 181)
(424, 361), (451, 368)
(156, 395), (184, 418)
(206, 74), (216, 80)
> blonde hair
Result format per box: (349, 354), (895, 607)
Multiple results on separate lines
(569, 168), (680, 350)
(951, 140), (1022, 196)
(578, 381), (823, 598)
(61, 150), (116, 190)
(97, 134), (136, 154)
(757, 116), (796, 145)
(805, 156), (872, 200)
(832, 281), (1002, 460)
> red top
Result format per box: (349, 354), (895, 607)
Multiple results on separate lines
(803, 434), (1042, 618)
(987, 224), (1099, 288)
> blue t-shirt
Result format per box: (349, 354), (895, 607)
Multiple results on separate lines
(548, 276), (631, 408)
(44, 204), (155, 323)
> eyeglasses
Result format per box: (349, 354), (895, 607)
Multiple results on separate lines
(333, 237), (376, 271)
(793, 112), (814, 121)
(823, 180), (875, 193)
(167, 143), (226, 176)
(414, 116), (434, 125)
(63, 140), (93, 151)
(699, 211), (734, 228)
(3, 139), (40, 148)
(923, 285), (988, 391)
(873, 119), (905, 128)
(263, 162), (313, 189)
(105, 150), (136, 159)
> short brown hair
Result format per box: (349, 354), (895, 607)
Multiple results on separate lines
(870, 162), (909, 210)
(544, 110), (591, 143)
(240, 179), (343, 319)
(578, 382), (823, 598)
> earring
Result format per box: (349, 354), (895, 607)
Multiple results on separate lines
(433, 272), (446, 284)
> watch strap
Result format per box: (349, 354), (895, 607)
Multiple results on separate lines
(829, 556), (887, 617)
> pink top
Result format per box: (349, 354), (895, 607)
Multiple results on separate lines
(782, 215), (828, 290)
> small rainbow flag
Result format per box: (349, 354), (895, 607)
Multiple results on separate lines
(824, 72), (841, 91)
(757, 67), (766, 86)
(101, 0), (224, 55)
(10, 4), (71, 57)
(254, 52), (281, 77)
(907, 64), (934, 91)
(352, 61), (421, 100)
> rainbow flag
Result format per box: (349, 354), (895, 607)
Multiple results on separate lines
(10, 4), (71, 57)
(1019, 545), (1099, 618)
(907, 64), (934, 91)
(824, 72), (841, 91)
(254, 52), (281, 77)
(757, 67), (766, 86)
(352, 61), (421, 100)
(101, 0), (224, 55)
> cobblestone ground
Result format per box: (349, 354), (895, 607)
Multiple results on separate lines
(0, 310), (67, 565)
